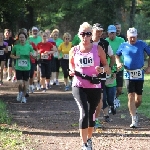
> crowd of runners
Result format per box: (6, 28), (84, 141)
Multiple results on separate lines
(1, 21), (150, 150)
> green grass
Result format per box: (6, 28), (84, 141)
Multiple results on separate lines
(0, 100), (33, 150)
(119, 75), (150, 118)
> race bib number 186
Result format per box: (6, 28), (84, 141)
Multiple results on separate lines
(18, 59), (28, 67)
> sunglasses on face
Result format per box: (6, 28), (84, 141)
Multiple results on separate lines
(80, 32), (92, 37)
(65, 38), (70, 40)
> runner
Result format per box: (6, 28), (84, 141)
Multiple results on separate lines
(58, 32), (72, 91)
(92, 23), (115, 127)
(50, 29), (63, 85)
(10, 32), (35, 103)
(28, 27), (42, 90)
(69, 22), (109, 150)
(4, 29), (15, 81)
(116, 27), (150, 128)
(37, 32), (57, 92)
(114, 22), (127, 41)
(0, 30), (8, 85)
(106, 25), (125, 104)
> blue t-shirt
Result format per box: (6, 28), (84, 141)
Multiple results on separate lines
(116, 40), (150, 80)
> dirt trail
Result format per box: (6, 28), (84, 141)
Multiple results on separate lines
(1, 81), (150, 150)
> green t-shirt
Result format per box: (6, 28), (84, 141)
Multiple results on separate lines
(28, 36), (42, 45)
(54, 38), (63, 58)
(12, 43), (34, 71)
(72, 34), (81, 46)
(106, 36), (125, 70)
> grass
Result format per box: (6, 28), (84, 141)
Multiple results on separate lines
(119, 75), (150, 118)
(0, 100), (33, 150)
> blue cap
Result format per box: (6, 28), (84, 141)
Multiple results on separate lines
(108, 25), (116, 33)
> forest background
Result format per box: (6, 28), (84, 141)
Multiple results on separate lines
(0, 0), (150, 39)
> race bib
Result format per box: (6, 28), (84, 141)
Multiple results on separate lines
(0, 50), (4, 55)
(41, 54), (49, 59)
(8, 46), (11, 51)
(53, 52), (58, 57)
(18, 59), (28, 67)
(63, 54), (69, 59)
(78, 54), (94, 67)
(129, 69), (142, 79)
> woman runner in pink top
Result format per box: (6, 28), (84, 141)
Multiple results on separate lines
(69, 22), (109, 150)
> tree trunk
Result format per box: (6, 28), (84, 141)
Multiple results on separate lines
(129, 0), (136, 27)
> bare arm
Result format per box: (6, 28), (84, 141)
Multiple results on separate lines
(69, 47), (75, 76)
(97, 45), (109, 73)
(109, 55), (115, 67)
(115, 55), (123, 70)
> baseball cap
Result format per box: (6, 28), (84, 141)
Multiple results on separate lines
(127, 27), (137, 37)
(107, 25), (116, 33)
(92, 23), (103, 30)
(32, 26), (38, 31)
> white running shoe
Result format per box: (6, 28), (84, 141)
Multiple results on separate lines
(32, 84), (35, 90)
(21, 97), (26, 103)
(29, 85), (33, 93)
(130, 116), (138, 128)
(36, 83), (41, 90)
(56, 79), (59, 85)
(50, 80), (54, 85)
(16, 92), (22, 101)
(7, 76), (11, 81)
(12, 76), (17, 82)
(87, 138), (92, 149)
(82, 144), (91, 150)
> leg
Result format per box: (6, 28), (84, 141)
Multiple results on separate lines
(72, 87), (89, 144)
(116, 70), (123, 98)
(0, 61), (5, 82)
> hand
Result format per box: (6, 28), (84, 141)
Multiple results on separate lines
(15, 55), (20, 59)
(95, 66), (104, 74)
(69, 70), (75, 76)
(111, 73), (116, 79)
(116, 62), (123, 71)
(44, 51), (49, 55)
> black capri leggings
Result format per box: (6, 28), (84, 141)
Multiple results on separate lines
(61, 59), (72, 80)
(40, 61), (51, 79)
(29, 62), (36, 78)
(72, 87), (101, 129)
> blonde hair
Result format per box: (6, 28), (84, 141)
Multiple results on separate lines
(63, 32), (71, 40)
(52, 29), (59, 34)
(78, 22), (92, 34)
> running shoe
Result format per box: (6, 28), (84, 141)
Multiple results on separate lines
(29, 85), (33, 93)
(21, 97), (27, 103)
(87, 138), (92, 149)
(42, 88), (46, 92)
(0, 81), (3, 85)
(56, 79), (59, 85)
(110, 105), (116, 115)
(7, 76), (11, 81)
(12, 76), (17, 82)
(65, 86), (69, 91)
(46, 84), (51, 90)
(104, 115), (110, 122)
(130, 116), (138, 128)
(94, 119), (102, 128)
(16, 92), (22, 101)
(50, 80), (54, 85)
(36, 83), (41, 90)
(114, 98), (120, 108)
(82, 143), (91, 150)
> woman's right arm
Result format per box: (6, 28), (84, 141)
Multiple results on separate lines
(69, 47), (75, 76)
(10, 46), (20, 59)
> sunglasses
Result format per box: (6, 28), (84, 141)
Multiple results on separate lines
(80, 32), (92, 37)
(65, 38), (70, 40)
